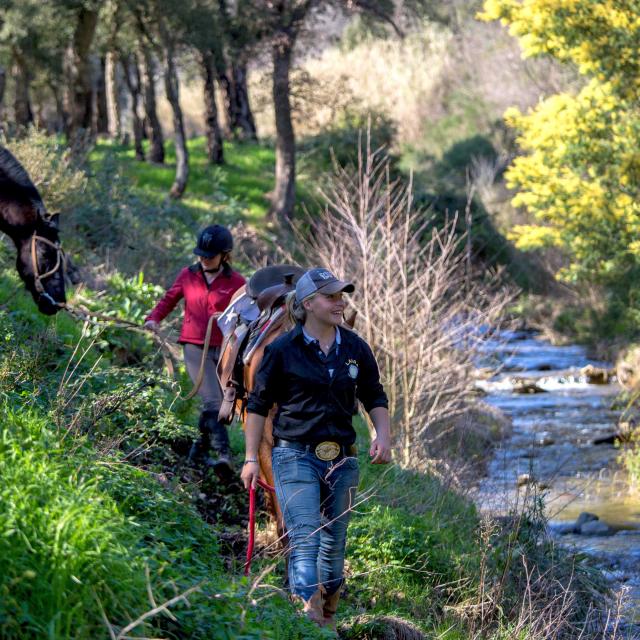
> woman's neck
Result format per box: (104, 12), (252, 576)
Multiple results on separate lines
(303, 318), (336, 346)
(201, 265), (221, 284)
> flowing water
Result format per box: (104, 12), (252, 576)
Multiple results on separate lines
(475, 330), (640, 633)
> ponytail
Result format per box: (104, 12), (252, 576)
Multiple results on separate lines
(221, 251), (232, 275)
(286, 290), (311, 325)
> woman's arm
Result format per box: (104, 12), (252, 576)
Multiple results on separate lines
(240, 412), (266, 489)
(368, 406), (392, 464)
(145, 270), (185, 325)
(355, 339), (392, 464)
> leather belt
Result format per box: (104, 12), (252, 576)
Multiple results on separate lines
(273, 437), (357, 461)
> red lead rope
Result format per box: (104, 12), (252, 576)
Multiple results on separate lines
(244, 479), (276, 576)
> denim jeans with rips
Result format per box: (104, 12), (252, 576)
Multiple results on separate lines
(272, 446), (360, 602)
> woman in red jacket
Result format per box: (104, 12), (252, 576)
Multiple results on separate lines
(145, 225), (245, 473)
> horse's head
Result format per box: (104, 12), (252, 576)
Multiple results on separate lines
(17, 213), (66, 315)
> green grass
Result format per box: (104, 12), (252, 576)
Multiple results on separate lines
(89, 137), (318, 227)
(0, 400), (336, 640)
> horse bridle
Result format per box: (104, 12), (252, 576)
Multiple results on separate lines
(30, 232), (67, 304)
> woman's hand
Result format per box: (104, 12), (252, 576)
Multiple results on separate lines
(241, 460), (261, 489)
(369, 436), (392, 464)
(144, 320), (159, 332)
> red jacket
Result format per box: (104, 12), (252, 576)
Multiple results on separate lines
(146, 264), (246, 347)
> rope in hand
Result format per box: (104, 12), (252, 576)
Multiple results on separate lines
(245, 478), (276, 576)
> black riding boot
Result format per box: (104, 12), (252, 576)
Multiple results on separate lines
(189, 410), (232, 475)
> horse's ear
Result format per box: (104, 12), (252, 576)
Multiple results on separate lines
(344, 308), (357, 329)
(46, 214), (60, 230)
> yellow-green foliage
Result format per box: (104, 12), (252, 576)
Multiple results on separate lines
(480, 1), (640, 286)
(480, 0), (640, 92)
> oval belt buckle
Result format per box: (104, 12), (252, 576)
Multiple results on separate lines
(315, 441), (341, 461)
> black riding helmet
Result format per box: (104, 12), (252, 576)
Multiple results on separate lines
(194, 224), (233, 258)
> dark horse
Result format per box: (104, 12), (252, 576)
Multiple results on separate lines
(0, 146), (67, 314)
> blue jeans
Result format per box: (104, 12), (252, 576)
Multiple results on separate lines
(272, 446), (359, 602)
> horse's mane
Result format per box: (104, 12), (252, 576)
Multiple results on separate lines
(0, 146), (47, 213)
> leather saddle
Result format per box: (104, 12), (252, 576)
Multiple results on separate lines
(217, 264), (305, 423)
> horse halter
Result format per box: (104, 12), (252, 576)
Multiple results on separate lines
(29, 232), (66, 303)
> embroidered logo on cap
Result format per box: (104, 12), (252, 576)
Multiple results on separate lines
(317, 271), (333, 280)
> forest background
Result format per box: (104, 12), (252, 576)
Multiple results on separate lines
(1, 0), (639, 638)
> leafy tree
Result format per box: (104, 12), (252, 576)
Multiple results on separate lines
(480, 0), (640, 291)
(261, 0), (401, 224)
(0, 1), (68, 129)
(186, 0), (228, 163)
(216, 0), (261, 141)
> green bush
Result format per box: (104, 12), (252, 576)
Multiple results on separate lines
(299, 110), (397, 176)
(2, 130), (88, 215)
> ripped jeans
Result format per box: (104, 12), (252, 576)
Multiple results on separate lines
(272, 446), (359, 601)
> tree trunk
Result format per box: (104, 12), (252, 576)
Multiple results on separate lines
(217, 61), (258, 141)
(139, 45), (164, 163)
(12, 51), (33, 129)
(216, 67), (234, 138)
(121, 53), (145, 160)
(64, 6), (100, 137)
(0, 66), (6, 123)
(49, 82), (67, 133)
(94, 56), (109, 135)
(231, 61), (257, 141)
(162, 42), (189, 198)
(105, 51), (122, 140)
(200, 51), (224, 165)
(271, 35), (296, 222)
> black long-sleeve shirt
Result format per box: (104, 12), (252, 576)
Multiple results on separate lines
(247, 324), (388, 445)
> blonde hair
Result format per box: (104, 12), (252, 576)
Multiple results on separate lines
(286, 290), (317, 325)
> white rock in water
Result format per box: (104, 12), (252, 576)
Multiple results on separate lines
(580, 364), (613, 384)
(516, 473), (532, 487)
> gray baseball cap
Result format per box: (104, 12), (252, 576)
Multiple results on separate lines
(295, 268), (355, 304)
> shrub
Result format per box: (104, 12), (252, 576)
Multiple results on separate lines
(298, 110), (396, 176)
(2, 130), (88, 215)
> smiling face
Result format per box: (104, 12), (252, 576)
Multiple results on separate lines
(303, 291), (346, 327)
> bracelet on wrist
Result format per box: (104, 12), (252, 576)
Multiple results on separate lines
(244, 458), (258, 465)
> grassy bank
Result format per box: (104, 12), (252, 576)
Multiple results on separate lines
(0, 131), (611, 638)
(0, 275), (607, 639)
(0, 278), (471, 639)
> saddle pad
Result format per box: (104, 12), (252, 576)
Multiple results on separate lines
(217, 291), (259, 338)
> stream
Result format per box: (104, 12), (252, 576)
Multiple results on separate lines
(475, 330), (640, 635)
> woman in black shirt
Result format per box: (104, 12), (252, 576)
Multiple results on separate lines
(241, 267), (391, 628)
